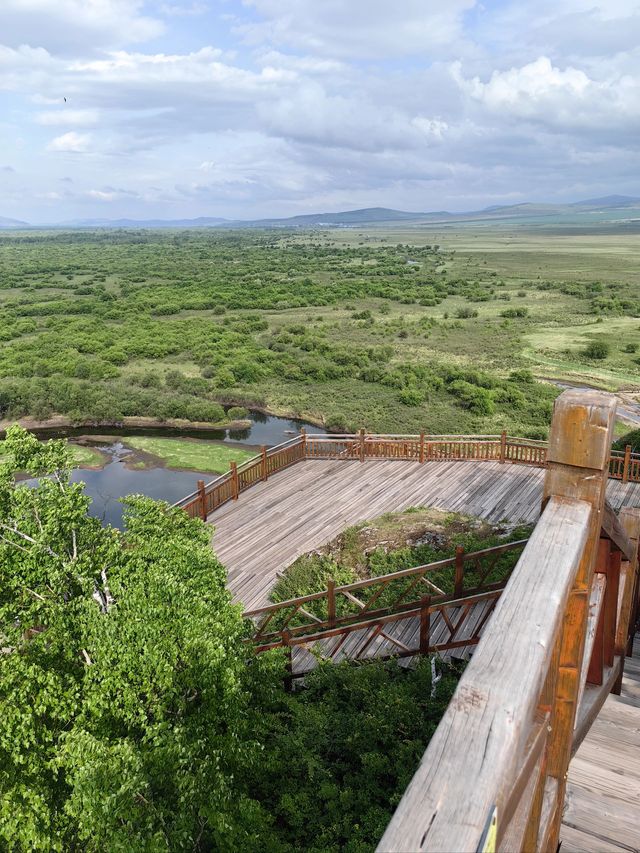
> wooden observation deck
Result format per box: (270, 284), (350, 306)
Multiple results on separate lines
(174, 390), (640, 852)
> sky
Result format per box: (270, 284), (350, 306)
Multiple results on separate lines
(1, 0), (639, 223)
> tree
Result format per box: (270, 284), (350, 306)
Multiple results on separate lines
(0, 427), (277, 850)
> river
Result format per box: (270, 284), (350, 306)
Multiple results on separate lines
(21, 411), (324, 528)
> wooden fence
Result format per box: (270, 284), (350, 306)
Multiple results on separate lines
(378, 390), (640, 853)
(174, 429), (640, 522)
(245, 539), (527, 657)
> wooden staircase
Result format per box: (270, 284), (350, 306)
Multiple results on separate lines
(561, 635), (640, 853)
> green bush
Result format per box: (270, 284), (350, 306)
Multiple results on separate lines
(449, 380), (495, 416)
(583, 340), (610, 360)
(252, 657), (462, 852)
(227, 405), (249, 420)
(500, 307), (529, 318)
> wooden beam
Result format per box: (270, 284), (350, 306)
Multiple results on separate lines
(601, 500), (635, 561)
(539, 389), (618, 853)
(376, 497), (591, 853)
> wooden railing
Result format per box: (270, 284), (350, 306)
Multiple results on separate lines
(377, 390), (640, 853)
(245, 539), (527, 652)
(174, 428), (640, 522)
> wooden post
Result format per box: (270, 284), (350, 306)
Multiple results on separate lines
(586, 538), (609, 686)
(359, 428), (366, 463)
(230, 461), (239, 500)
(499, 429), (507, 463)
(538, 389), (617, 852)
(300, 427), (307, 459)
(197, 479), (207, 521)
(282, 629), (293, 692)
(327, 578), (336, 628)
(419, 431), (425, 464)
(261, 445), (268, 481)
(614, 507), (640, 690)
(454, 546), (465, 597)
(623, 444), (632, 482)
(603, 549), (621, 667)
(419, 595), (431, 655)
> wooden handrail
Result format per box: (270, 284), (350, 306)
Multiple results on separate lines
(378, 389), (640, 853)
(378, 496), (592, 852)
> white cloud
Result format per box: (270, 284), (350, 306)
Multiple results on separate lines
(240, 0), (477, 59)
(454, 56), (640, 132)
(0, 0), (163, 54)
(47, 131), (91, 152)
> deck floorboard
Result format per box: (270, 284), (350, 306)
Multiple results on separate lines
(209, 459), (640, 610)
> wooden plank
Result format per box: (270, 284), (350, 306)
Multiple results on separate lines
(377, 496), (592, 853)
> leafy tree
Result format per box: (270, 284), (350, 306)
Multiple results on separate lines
(0, 427), (277, 850)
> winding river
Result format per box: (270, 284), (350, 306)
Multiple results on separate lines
(22, 411), (324, 528)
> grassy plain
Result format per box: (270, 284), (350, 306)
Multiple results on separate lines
(122, 436), (254, 472)
(0, 225), (638, 441)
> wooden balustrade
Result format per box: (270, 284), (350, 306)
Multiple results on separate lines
(173, 428), (640, 523)
(378, 389), (640, 853)
(245, 539), (528, 652)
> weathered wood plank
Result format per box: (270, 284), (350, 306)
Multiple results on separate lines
(206, 459), (640, 611)
(377, 496), (591, 853)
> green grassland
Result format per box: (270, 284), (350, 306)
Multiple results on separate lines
(122, 436), (254, 472)
(0, 226), (638, 440)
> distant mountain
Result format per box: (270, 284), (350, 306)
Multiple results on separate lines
(570, 195), (640, 208)
(0, 216), (29, 227)
(237, 207), (436, 227)
(5, 195), (640, 231)
(59, 216), (229, 228)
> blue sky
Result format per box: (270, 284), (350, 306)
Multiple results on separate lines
(1, 0), (639, 223)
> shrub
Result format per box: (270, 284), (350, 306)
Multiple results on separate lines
(509, 368), (534, 384)
(399, 387), (424, 407)
(623, 343), (638, 353)
(454, 307), (478, 319)
(582, 340), (610, 360)
(227, 405), (249, 420)
(500, 307), (529, 318)
(449, 380), (495, 416)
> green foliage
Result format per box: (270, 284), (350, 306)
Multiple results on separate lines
(613, 429), (640, 454)
(0, 427), (276, 850)
(226, 405), (249, 420)
(0, 230), (561, 435)
(271, 555), (357, 605)
(582, 340), (610, 359)
(252, 657), (462, 852)
(448, 380), (495, 415)
(500, 307), (529, 318)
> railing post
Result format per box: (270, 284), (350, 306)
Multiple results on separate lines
(300, 427), (307, 459)
(261, 445), (268, 481)
(359, 428), (365, 462)
(623, 444), (632, 482)
(197, 479), (207, 521)
(586, 538), (609, 686)
(230, 461), (239, 500)
(499, 429), (507, 463)
(419, 431), (425, 464)
(282, 629), (293, 692)
(419, 595), (431, 654)
(454, 546), (464, 597)
(615, 507), (640, 689)
(538, 389), (617, 852)
(327, 578), (336, 628)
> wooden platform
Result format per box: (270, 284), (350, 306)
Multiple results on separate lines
(561, 637), (640, 853)
(209, 459), (640, 610)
